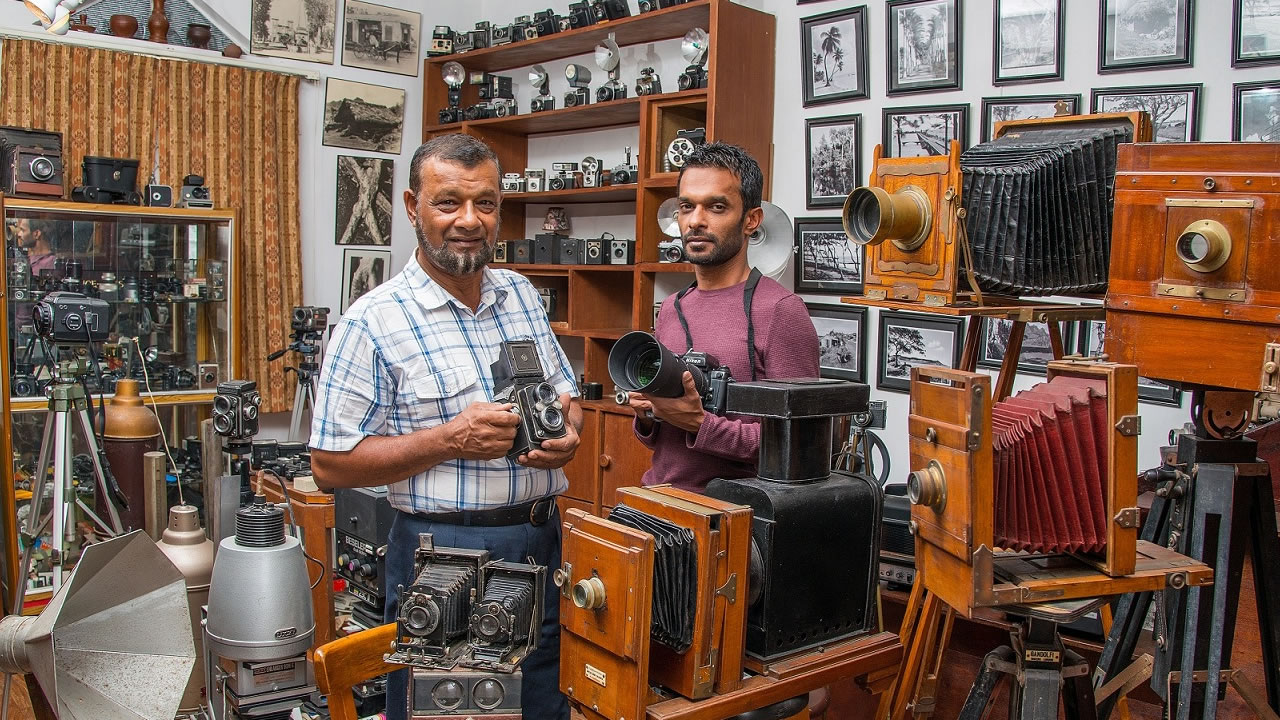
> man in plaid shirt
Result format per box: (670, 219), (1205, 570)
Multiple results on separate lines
(311, 134), (579, 720)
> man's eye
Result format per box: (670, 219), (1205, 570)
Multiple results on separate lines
(478, 200), (497, 211)
(434, 199), (459, 209)
(678, 203), (694, 212)
(711, 204), (727, 212)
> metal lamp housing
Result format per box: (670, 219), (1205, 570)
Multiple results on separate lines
(204, 534), (315, 662)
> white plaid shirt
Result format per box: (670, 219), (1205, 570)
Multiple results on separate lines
(310, 257), (577, 514)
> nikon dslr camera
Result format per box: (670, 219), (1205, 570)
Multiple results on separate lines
(490, 340), (567, 458)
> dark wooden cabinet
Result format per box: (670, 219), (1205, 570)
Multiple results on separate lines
(560, 401), (651, 512)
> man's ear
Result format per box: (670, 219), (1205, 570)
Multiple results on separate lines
(403, 189), (418, 224)
(742, 206), (764, 236)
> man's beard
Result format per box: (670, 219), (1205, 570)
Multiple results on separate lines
(415, 221), (496, 275)
(682, 219), (745, 266)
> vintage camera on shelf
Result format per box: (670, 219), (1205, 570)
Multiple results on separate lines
(178, 174), (213, 208)
(548, 163), (581, 191)
(531, 9), (559, 38)
(537, 287), (557, 316)
(665, 127), (707, 172)
(589, 0), (631, 22)
(511, 16), (532, 41)
(428, 25), (454, 56)
(529, 64), (555, 113)
(678, 27), (710, 90)
(611, 146), (638, 185)
(557, 237), (582, 265)
(583, 234), (606, 265)
(474, 73), (514, 101)
(490, 23), (513, 46)
(452, 31), (474, 54)
(565, 2), (592, 29)
(639, 0), (687, 10)
(524, 168), (546, 193)
(635, 67), (662, 96)
(608, 236), (635, 265)
(501, 173), (526, 193)
(593, 33), (625, 102)
(0, 126), (63, 199)
(492, 240), (510, 263)
(581, 156), (602, 188)
(291, 305), (329, 335)
(33, 291), (110, 344)
(564, 63), (592, 107)
(596, 79), (627, 103)
(609, 332), (732, 416)
(491, 340), (567, 457)
(143, 183), (173, 207)
(212, 379), (261, 443)
(658, 240), (686, 263)
(463, 103), (495, 122)
(10, 362), (45, 398)
(8, 247), (30, 302)
(71, 155), (141, 205)
(438, 61), (466, 125)
(468, 21), (491, 50)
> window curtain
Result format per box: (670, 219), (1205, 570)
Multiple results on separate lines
(0, 37), (303, 412)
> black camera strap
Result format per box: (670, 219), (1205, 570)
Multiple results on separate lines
(673, 267), (761, 382)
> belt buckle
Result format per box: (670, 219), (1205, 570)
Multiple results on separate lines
(530, 497), (554, 526)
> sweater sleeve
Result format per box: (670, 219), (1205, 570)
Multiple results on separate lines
(633, 416), (658, 449)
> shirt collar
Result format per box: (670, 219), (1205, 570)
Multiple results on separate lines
(402, 255), (508, 313)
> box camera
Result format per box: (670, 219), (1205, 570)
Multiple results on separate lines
(665, 127), (706, 172)
(291, 305), (329, 334)
(492, 240), (510, 263)
(533, 234), (559, 265)
(557, 237), (582, 265)
(524, 168), (546, 193)
(635, 67), (662, 96)
(590, 0), (631, 22)
(511, 239), (533, 263)
(33, 291), (110, 344)
(538, 286), (557, 315)
(178, 174), (213, 208)
(532, 10), (559, 37)
(678, 63), (708, 91)
(0, 127), (63, 199)
(198, 363), (220, 389)
(428, 25), (454, 56)
(584, 237), (604, 264)
(658, 240), (686, 263)
(491, 340), (567, 457)
(611, 146), (638, 185)
(501, 173), (526, 193)
(609, 237), (634, 265)
(581, 156), (602, 188)
(212, 379), (261, 441)
(531, 94), (555, 113)
(144, 184), (173, 207)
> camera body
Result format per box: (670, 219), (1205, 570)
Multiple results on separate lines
(639, 0), (686, 10)
(33, 291), (110, 343)
(566, 3), (592, 28)
(469, 21), (491, 50)
(438, 105), (465, 125)
(678, 64), (708, 91)
(501, 173), (526, 193)
(609, 237), (634, 265)
(682, 351), (732, 416)
(581, 157), (602, 188)
(491, 98), (518, 118)
(665, 127), (706, 172)
(10, 366), (42, 398)
(583, 237), (605, 264)
(178, 174), (213, 208)
(428, 26), (454, 56)
(212, 379), (262, 441)
(635, 67), (662, 96)
(564, 87), (591, 108)
(464, 103), (495, 122)
(490, 340), (567, 458)
(658, 240), (686, 263)
(492, 240), (510, 263)
(469, 561), (544, 664)
(490, 24), (513, 46)
(476, 74), (514, 101)
(596, 80), (627, 103)
(548, 162), (581, 191)
(610, 162), (638, 185)
(530, 94), (556, 113)
(395, 543), (489, 663)
(291, 305), (329, 335)
(524, 168), (546, 193)
(0, 126), (63, 199)
(532, 10), (559, 38)
(589, 0), (631, 22)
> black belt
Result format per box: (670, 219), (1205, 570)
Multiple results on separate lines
(414, 496), (557, 527)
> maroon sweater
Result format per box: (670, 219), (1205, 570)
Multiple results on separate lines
(635, 275), (820, 491)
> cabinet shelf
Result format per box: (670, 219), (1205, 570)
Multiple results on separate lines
(10, 391), (216, 413)
(425, 89), (709, 138)
(503, 186), (637, 204)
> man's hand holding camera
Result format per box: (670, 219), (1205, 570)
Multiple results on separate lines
(628, 371), (706, 434)
(446, 394), (580, 468)
(517, 391), (580, 469)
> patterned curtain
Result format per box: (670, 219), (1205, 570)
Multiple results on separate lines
(0, 37), (303, 412)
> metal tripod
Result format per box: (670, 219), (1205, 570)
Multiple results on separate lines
(286, 357), (317, 443)
(1093, 396), (1280, 720)
(14, 359), (124, 613)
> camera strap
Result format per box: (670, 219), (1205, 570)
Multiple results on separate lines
(673, 267), (761, 382)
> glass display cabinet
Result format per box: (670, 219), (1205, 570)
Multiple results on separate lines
(0, 198), (238, 609)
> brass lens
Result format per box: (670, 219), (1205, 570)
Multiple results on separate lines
(571, 576), (606, 609)
(1176, 219), (1231, 273)
(842, 185), (932, 252)
(907, 459), (947, 512)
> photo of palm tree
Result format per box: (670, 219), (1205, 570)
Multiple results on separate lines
(801, 7), (869, 106)
(1092, 84), (1200, 142)
(888, 0), (961, 94)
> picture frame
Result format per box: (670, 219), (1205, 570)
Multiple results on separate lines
(795, 217), (864, 295)
(980, 94), (1080, 142)
(801, 6), (870, 106)
(1078, 320), (1183, 406)
(877, 311), (965, 393)
(994, 0), (1065, 85)
(1234, 0), (1280, 67)
(1098, 0), (1193, 73)
(1091, 84), (1201, 142)
(808, 303), (869, 383)
(887, 0), (963, 95)
(323, 77), (406, 155)
(881, 104), (969, 158)
(1233, 80), (1280, 141)
(335, 155), (394, 246)
(976, 317), (1076, 375)
(806, 114), (862, 209)
(340, 0), (422, 77)
(341, 248), (392, 314)
(251, 0), (337, 64)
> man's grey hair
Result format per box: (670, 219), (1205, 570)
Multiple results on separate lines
(409, 134), (502, 193)
(678, 142), (764, 212)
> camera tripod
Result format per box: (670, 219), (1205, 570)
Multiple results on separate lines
(14, 356), (125, 613)
(1092, 390), (1280, 720)
(268, 333), (321, 442)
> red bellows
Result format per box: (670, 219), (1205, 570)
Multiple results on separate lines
(991, 375), (1109, 554)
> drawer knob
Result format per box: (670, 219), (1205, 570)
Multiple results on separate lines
(598, 454), (611, 468)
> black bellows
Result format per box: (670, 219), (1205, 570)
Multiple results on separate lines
(960, 118), (1134, 295)
(607, 505), (697, 653)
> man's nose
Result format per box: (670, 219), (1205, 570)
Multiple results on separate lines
(456, 201), (482, 227)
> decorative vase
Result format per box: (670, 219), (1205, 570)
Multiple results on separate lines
(186, 23), (211, 49)
(98, 379), (162, 533)
(109, 14), (138, 38)
(222, 43), (243, 59)
(69, 13), (95, 32)
(147, 0), (169, 43)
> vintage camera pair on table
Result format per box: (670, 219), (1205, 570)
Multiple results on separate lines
(0, 126), (63, 199)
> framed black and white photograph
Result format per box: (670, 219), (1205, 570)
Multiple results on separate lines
(806, 114), (862, 209)
(887, 0), (962, 95)
(1233, 80), (1280, 141)
(994, 0), (1064, 84)
(341, 248), (391, 314)
(341, 1), (421, 77)
(1099, 0), (1193, 73)
(251, 0), (337, 64)
(1234, 0), (1280, 67)
(981, 94), (1080, 141)
(323, 78), (406, 154)
(1078, 320), (1183, 406)
(801, 7), (869, 106)
(795, 218), (864, 294)
(882, 105), (968, 158)
(976, 317), (1075, 375)
(1091, 84), (1201, 142)
(335, 155), (393, 246)
(807, 303), (868, 383)
(877, 311), (965, 393)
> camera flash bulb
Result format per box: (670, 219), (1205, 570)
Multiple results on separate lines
(442, 61), (465, 89)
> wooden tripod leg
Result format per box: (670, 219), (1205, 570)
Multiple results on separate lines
(994, 321), (1026, 402)
(880, 580), (926, 720)
(879, 582), (952, 720)
(960, 317), (984, 372)
(1099, 605), (1131, 720)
